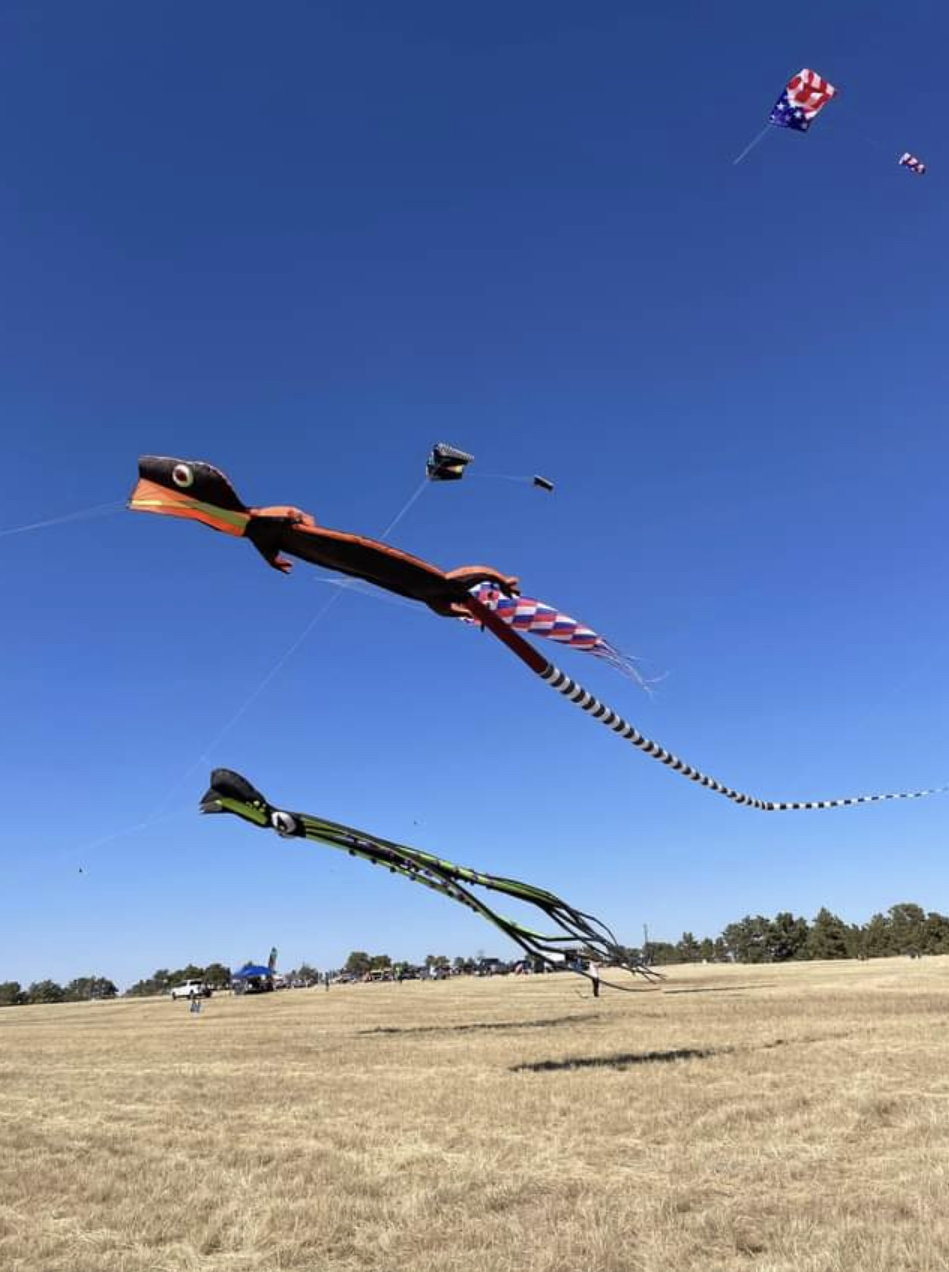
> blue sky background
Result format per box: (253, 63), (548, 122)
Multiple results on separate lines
(2, 1), (947, 986)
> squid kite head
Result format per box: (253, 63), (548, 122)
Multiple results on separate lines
(200, 768), (304, 838)
(129, 456), (251, 537)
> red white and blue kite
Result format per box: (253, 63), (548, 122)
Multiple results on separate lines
(770, 68), (837, 132)
(899, 152), (926, 175)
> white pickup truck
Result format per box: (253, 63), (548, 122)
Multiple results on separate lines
(170, 979), (212, 1000)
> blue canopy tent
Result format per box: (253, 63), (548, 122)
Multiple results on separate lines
(232, 962), (274, 994)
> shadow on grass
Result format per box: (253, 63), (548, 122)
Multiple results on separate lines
(510, 1047), (716, 1073)
(663, 983), (777, 995)
(359, 1013), (602, 1038)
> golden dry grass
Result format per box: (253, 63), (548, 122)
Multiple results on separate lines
(3, 957), (949, 1271)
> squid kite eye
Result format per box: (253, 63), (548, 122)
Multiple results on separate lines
(172, 463), (194, 488)
(271, 810), (298, 837)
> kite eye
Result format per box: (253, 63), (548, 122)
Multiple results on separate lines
(172, 463), (194, 489)
(271, 810), (298, 837)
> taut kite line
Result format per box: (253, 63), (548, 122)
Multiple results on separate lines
(200, 769), (654, 984)
(131, 457), (946, 812)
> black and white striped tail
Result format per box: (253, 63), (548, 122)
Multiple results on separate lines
(541, 664), (947, 812)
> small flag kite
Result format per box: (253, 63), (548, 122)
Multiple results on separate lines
(899, 152), (926, 175)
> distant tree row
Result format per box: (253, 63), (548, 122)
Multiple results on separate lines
(341, 952), (457, 975)
(345, 905), (949, 974)
(124, 961), (324, 995)
(4, 903), (949, 1005)
(0, 976), (118, 1006)
(125, 962), (233, 997)
(641, 903), (949, 965)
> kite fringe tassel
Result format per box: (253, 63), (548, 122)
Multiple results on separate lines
(466, 583), (656, 696)
(591, 639), (663, 696)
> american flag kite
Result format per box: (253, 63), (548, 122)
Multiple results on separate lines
(770, 68), (837, 132)
(899, 152), (926, 175)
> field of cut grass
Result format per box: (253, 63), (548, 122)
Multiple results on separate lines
(3, 957), (949, 1271)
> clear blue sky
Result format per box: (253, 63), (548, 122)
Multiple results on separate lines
(2, 1), (947, 987)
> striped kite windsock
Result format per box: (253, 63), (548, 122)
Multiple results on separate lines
(466, 584), (647, 687)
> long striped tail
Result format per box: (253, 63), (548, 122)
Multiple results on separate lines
(464, 596), (947, 813)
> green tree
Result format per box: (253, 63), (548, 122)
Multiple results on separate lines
(203, 963), (231, 990)
(125, 968), (176, 997)
(676, 932), (701, 962)
(887, 903), (926, 956)
(923, 911), (949, 955)
(0, 981), (24, 1006)
(862, 912), (892, 958)
(847, 923), (867, 959)
(65, 976), (117, 1001)
(806, 908), (850, 960)
(647, 941), (679, 965)
(768, 912), (810, 962)
(27, 980), (65, 1004)
(721, 915), (772, 963)
(172, 964), (207, 984)
(344, 951), (372, 976)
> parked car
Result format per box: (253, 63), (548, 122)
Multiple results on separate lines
(170, 979), (212, 1000)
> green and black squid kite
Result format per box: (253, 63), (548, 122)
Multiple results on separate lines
(133, 457), (947, 813)
(201, 769), (654, 985)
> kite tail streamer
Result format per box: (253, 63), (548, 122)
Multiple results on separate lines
(464, 595), (948, 813)
(466, 583), (652, 693)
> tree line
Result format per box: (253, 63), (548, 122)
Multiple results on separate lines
(642, 902), (949, 965)
(0, 976), (119, 1006)
(2, 902), (946, 1005)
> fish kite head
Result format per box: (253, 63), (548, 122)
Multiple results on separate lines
(129, 456), (251, 537)
(200, 769), (304, 837)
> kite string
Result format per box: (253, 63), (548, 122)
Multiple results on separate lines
(44, 809), (191, 871)
(376, 478), (428, 538)
(0, 501), (125, 538)
(145, 477), (430, 821)
(732, 123), (772, 166)
(311, 576), (422, 613)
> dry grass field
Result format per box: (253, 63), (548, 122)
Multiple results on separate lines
(3, 957), (949, 1272)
